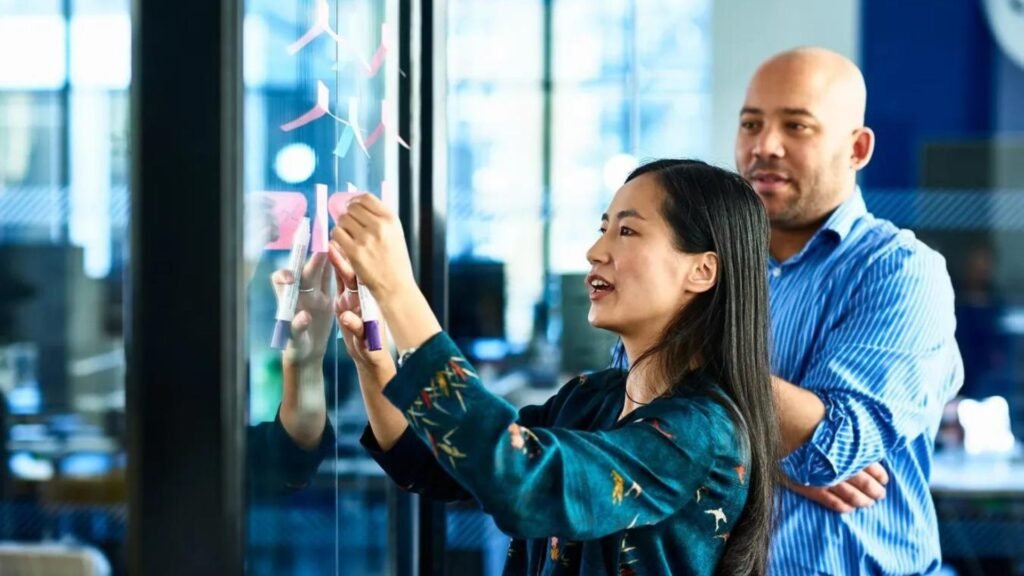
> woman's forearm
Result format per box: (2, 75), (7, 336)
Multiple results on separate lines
(362, 282), (442, 448)
(280, 361), (327, 449)
(358, 365), (408, 450)
(376, 286), (444, 353)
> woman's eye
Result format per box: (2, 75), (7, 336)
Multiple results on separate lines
(620, 227), (635, 236)
(598, 227), (607, 235)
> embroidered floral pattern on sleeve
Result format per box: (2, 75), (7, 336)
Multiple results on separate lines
(367, 335), (752, 575)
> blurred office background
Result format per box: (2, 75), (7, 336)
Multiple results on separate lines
(0, 0), (1021, 574)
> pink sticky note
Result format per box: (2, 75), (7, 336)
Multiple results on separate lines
(363, 99), (410, 150)
(363, 123), (385, 149)
(347, 97), (370, 156)
(332, 182), (395, 219)
(364, 23), (389, 77)
(287, 0), (334, 54)
(261, 192), (309, 250)
(281, 81), (330, 132)
(328, 191), (366, 224)
(312, 184), (329, 253)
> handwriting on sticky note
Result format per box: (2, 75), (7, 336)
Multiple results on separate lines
(259, 192), (309, 250)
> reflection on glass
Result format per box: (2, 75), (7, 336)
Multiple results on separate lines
(0, 0), (129, 574)
(243, 0), (398, 574)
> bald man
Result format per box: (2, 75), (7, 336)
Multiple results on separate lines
(736, 48), (963, 574)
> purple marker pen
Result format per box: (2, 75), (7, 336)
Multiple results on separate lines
(271, 217), (311, 350)
(357, 281), (383, 351)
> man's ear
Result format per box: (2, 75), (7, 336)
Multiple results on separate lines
(851, 126), (875, 171)
(687, 251), (719, 294)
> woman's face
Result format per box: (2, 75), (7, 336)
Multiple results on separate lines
(585, 174), (708, 341)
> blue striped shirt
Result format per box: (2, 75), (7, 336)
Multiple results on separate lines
(768, 189), (963, 575)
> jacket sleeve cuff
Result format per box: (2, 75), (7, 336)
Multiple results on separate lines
(382, 331), (455, 411)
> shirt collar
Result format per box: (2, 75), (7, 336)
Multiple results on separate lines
(771, 187), (867, 268)
(819, 186), (867, 242)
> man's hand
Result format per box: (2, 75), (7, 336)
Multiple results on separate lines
(785, 462), (889, 513)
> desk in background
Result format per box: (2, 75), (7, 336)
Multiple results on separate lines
(931, 451), (1024, 575)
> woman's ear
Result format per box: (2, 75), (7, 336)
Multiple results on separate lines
(687, 252), (718, 294)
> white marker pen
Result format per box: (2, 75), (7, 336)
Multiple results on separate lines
(271, 217), (311, 350)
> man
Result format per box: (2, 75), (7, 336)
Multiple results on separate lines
(735, 48), (963, 574)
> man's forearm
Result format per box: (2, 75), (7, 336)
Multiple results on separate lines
(773, 375), (826, 456)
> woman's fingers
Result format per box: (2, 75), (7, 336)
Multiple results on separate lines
(349, 193), (388, 217)
(342, 196), (373, 227)
(328, 242), (357, 290)
(319, 253), (332, 293)
(291, 310), (313, 336)
(271, 269), (296, 298)
(338, 310), (364, 339)
(338, 310), (373, 361)
(298, 252), (327, 294)
(335, 292), (362, 318)
(338, 214), (364, 249)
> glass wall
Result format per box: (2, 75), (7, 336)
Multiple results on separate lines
(242, 0), (399, 574)
(0, 0), (129, 573)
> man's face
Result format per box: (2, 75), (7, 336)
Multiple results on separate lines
(734, 62), (853, 230)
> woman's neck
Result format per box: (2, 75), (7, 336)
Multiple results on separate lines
(620, 333), (656, 368)
(620, 335), (668, 406)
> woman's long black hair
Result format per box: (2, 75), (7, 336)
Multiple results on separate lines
(618, 159), (780, 575)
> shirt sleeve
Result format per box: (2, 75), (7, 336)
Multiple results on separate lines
(382, 331), (736, 541)
(360, 373), (584, 503)
(247, 409), (336, 500)
(781, 243), (964, 486)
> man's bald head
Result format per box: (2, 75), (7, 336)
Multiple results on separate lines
(753, 47), (867, 128)
(735, 47), (875, 233)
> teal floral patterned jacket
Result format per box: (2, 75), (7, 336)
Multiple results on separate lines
(361, 332), (751, 575)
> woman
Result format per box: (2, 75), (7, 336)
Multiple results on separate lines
(321, 159), (778, 574)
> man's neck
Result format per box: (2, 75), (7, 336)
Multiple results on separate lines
(770, 185), (856, 262)
(769, 225), (819, 263)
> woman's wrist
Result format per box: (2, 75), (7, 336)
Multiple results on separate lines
(282, 361), (326, 404)
(357, 363), (397, 391)
(372, 274), (420, 311)
(279, 362), (326, 449)
(283, 353), (325, 374)
(377, 285), (443, 352)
